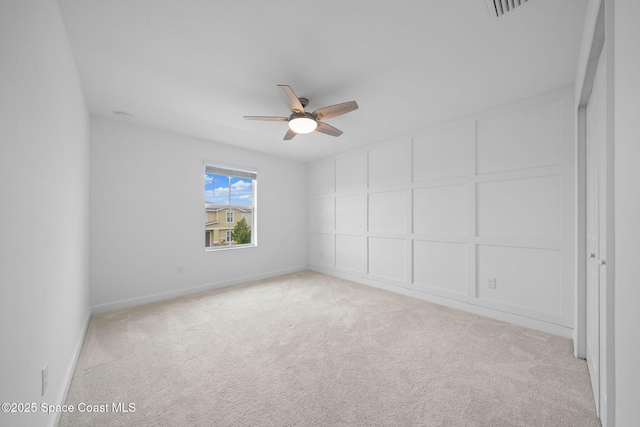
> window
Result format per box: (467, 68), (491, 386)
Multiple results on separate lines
(204, 165), (256, 249)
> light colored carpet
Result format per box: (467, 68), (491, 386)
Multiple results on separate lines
(59, 270), (600, 426)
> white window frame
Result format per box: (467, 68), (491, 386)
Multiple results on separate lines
(204, 164), (257, 251)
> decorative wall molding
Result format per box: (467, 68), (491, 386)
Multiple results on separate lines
(308, 86), (575, 334)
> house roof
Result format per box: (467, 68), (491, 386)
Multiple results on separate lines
(205, 206), (252, 213)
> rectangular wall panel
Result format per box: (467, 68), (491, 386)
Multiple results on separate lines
(369, 190), (407, 233)
(336, 235), (364, 273)
(336, 152), (367, 192)
(368, 140), (411, 188)
(477, 175), (562, 240)
(476, 99), (563, 174)
(308, 197), (334, 232)
(308, 160), (335, 195)
(368, 237), (406, 282)
(336, 194), (365, 232)
(308, 233), (335, 267)
(413, 123), (473, 182)
(413, 184), (467, 236)
(413, 240), (467, 294)
(477, 245), (562, 316)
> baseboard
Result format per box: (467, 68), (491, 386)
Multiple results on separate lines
(49, 308), (91, 427)
(91, 265), (308, 314)
(309, 266), (574, 339)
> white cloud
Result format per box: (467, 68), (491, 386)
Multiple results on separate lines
(231, 180), (251, 190)
(213, 186), (229, 196)
(205, 186), (231, 204)
(205, 179), (253, 205)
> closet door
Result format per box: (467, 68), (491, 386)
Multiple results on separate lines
(585, 48), (607, 419)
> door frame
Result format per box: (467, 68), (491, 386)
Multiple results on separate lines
(574, 0), (615, 426)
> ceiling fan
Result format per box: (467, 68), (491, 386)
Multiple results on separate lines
(244, 85), (359, 140)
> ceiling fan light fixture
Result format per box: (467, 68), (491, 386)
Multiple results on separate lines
(288, 116), (317, 134)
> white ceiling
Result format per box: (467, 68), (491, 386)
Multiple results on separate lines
(58, 0), (587, 163)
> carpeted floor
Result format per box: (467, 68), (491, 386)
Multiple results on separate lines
(59, 270), (600, 426)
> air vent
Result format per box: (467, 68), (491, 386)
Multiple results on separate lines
(485, 0), (529, 18)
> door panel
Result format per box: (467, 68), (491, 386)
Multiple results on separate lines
(585, 48), (606, 419)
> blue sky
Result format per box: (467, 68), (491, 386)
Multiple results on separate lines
(205, 173), (253, 205)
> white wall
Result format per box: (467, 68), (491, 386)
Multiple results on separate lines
(308, 87), (576, 337)
(0, 1), (90, 426)
(613, 0), (640, 424)
(90, 117), (307, 310)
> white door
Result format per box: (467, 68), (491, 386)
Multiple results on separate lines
(585, 48), (607, 420)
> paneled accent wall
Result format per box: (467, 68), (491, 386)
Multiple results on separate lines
(308, 87), (575, 336)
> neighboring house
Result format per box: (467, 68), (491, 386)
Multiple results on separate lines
(205, 205), (253, 246)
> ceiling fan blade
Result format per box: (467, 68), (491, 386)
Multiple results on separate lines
(283, 128), (297, 140)
(277, 85), (305, 113)
(243, 116), (288, 121)
(315, 122), (343, 137)
(312, 101), (358, 120)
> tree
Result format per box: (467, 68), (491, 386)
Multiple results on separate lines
(231, 217), (251, 244)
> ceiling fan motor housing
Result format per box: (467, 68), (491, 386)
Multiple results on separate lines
(289, 112), (316, 121)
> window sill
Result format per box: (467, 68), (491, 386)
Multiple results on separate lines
(205, 244), (257, 252)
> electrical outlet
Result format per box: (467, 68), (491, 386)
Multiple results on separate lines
(487, 278), (497, 289)
(42, 364), (48, 396)
(177, 266), (184, 274)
